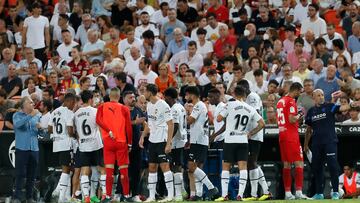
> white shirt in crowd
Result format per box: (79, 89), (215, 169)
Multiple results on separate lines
(150, 10), (169, 27)
(196, 40), (214, 58)
(21, 86), (43, 100)
(205, 22), (226, 44)
(253, 80), (268, 96)
(53, 25), (75, 43)
(147, 99), (172, 143)
(118, 38), (142, 59)
(87, 73), (108, 91)
(24, 15), (50, 49)
(169, 50), (204, 76)
(135, 23), (159, 39)
(124, 56), (142, 78)
(134, 70), (158, 88)
(300, 17), (327, 38)
(83, 39), (106, 62)
(323, 32), (345, 51)
(189, 100), (209, 146)
(57, 40), (79, 63)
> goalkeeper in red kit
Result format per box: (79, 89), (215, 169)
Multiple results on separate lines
(96, 88), (133, 202)
(276, 82), (309, 200)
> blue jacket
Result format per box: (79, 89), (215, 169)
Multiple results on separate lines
(13, 111), (41, 151)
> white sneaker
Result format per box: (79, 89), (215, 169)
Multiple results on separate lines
(174, 196), (183, 202)
(158, 197), (173, 202)
(295, 193), (310, 200)
(52, 189), (60, 198)
(132, 195), (143, 202)
(144, 197), (156, 202)
(285, 193), (295, 200)
(113, 194), (122, 202)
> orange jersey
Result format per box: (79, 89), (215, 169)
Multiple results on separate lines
(96, 101), (132, 145)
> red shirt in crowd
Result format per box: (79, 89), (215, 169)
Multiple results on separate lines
(207, 5), (229, 23)
(213, 35), (237, 59)
(67, 59), (90, 79)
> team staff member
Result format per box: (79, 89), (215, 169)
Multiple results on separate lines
(13, 96), (41, 203)
(276, 83), (308, 200)
(96, 87), (133, 202)
(139, 84), (175, 202)
(339, 163), (360, 198)
(123, 91), (147, 201)
(304, 89), (347, 200)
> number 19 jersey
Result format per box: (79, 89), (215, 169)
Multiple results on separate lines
(220, 100), (261, 144)
(74, 106), (103, 152)
(49, 106), (75, 152)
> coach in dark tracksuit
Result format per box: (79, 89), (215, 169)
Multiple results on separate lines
(12, 96), (41, 203)
(304, 89), (345, 200)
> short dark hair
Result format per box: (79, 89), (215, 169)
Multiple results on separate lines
(196, 28), (207, 35)
(294, 37), (304, 46)
(332, 39), (344, 50)
(206, 12), (217, 19)
(314, 37), (326, 46)
(186, 69), (196, 77)
(32, 2), (42, 9)
(140, 11), (149, 16)
(80, 77), (90, 85)
(146, 84), (158, 96)
(234, 85), (247, 98)
(114, 72), (127, 83)
(142, 57), (152, 66)
(269, 79), (279, 87)
(91, 59), (102, 65)
(43, 88), (55, 98)
(207, 69), (217, 76)
(233, 65), (243, 72)
(159, 1), (169, 9)
(223, 55), (237, 63)
(185, 86), (200, 97)
(0, 89), (7, 98)
(309, 3), (319, 11)
(253, 69), (263, 77)
(142, 30), (155, 39)
(59, 14), (69, 21)
(238, 7), (247, 16)
(289, 82), (303, 92)
(61, 29), (70, 34)
(208, 88), (221, 96)
(188, 41), (197, 48)
(237, 80), (250, 94)
(42, 99), (53, 111)
(123, 90), (135, 98)
(80, 90), (93, 103)
(64, 92), (77, 102)
(164, 87), (178, 99)
(73, 45), (81, 52)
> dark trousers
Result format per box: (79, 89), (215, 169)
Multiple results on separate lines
(14, 149), (39, 199)
(34, 47), (47, 68)
(129, 149), (142, 196)
(311, 143), (340, 194)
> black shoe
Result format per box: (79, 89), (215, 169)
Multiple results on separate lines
(189, 195), (202, 201)
(124, 196), (134, 202)
(208, 187), (219, 199)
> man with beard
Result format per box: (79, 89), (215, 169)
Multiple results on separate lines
(343, 3), (360, 38)
(135, 12), (159, 39)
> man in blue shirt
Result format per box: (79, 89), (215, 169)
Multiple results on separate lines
(315, 65), (340, 102)
(304, 89), (347, 200)
(12, 96), (41, 203)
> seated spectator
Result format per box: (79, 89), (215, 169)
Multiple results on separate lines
(135, 0), (155, 20)
(124, 46), (142, 79)
(303, 29), (315, 54)
(53, 14), (75, 45)
(82, 29), (105, 62)
(194, 28), (213, 59)
(191, 16), (207, 42)
(87, 60), (108, 91)
(140, 30), (166, 64)
(21, 77), (43, 100)
(68, 45), (89, 80)
(17, 47), (42, 82)
(263, 39), (286, 68)
(253, 69), (268, 95)
(335, 96), (351, 122)
(343, 106), (360, 124)
(275, 63), (302, 87)
(135, 12), (159, 39)
(151, 2), (169, 28)
(348, 21), (360, 54)
(236, 23), (262, 60)
(308, 59), (327, 85)
(215, 82), (232, 103)
(103, 48), (120, 71)
(213, 24), (237, 60)
(42, 87), (62, 109)
(95, 76), (110, 98)
(91, 0), (112, 17)
(155, 63), (177, 93)
(221, 56), (237, 87)
(315, 65), (340, 102)
(176, 63), (189, 89)
(162, 28), (191, 63)
(3, 102), (18, 130)
(260, 79), (280, 104)
(177, 0), (198, 30)
(339, 67), (360, 90)
(297, 79), (315, 114)
(75, 14), (99, 47)
(0, 48), (18, 80)
(97, 15), (112, 42)
(332, 39), (352, 66)
(254, 6), (278, 35)
(283, 25), (296, 54)
(286, 37), (311, 71)
(50, 2), (70, 28)
(0, 89), (15, 119)
(118, 25), (142, 60)
(79, 76), (91, 93)
(314, 37), (331, 67)
(179, 69), (202, 103)
(0, 64), (22, 98)
(111, 0), (133, 27)
(242, 45), (259, 73)
(43, 51), (67, 76)
(292, 57), (310, 83)
(265, 106), (277, 125)
(169, 41), (203, 75)
(207, 0), (229, 23)
(134, 57), (158, 88)
(60, 65), (80, 93)
(245, 56), (268, 86)
(106, 59), (132, 88)
(27, 62), (47, 88)
(105, 26), (121, 58)
(198, 59), (221, 86)
(46, 72), (65, 100)
(114, 72), (136, 96)
(339, 163), (360, 198)
(323, 23), (344, 51)
(204, 12), (226, 44)
(69, 1), (82, 32)
(160, 9), (186, 45)
(57, 30), (78, 63)
(227, 65), (247, 93)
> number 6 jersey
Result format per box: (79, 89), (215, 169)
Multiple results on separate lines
(220, 100), (261, 144)
(189, 100), (209, 146)
(74, 106), (103, 152)
(48, 106), (75, 152)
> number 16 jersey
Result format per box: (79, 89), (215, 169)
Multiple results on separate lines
(74, 106), (103, 152)
(220, 100), (261, 144)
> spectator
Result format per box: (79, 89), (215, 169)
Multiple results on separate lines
(233, 7), (250, 36)
(204, 12), (226, 44)
(283, 26), (297, 54)
(140, 30), (166, 64)
(60, 65), (80, 93)
(293, 0), (309, 25)
(0, 89), (15, 119)
(303, 30), (315, 54)
(198, 59), (221, 86)
(255, 6), (278, 35)
(105, 26), (121, 58)
(308, 59), (327, 85)
(315, 65), (339, 102)
(43, 51), (67, 75)
(276, 63), (302, 87)
(260, 79), (279, 102)
(323, 23), (344, 51)
(118, 25), (142, 60)
(229, 0), (251, 27)
(297, 79), (315, 114)
(21, 77), (43, 100)
(46, 72), (65, 100)
(135, 0), (155, 19)
(12, 96), (41, 203)
(342, 3), (360, 39)
(162, 28), (191, 63)
(0, 48), (18, 80)
(0, 64), (22, 98)
(68, 45), (89, 80)
(13, 17), (24, 51)
(106, 59), (132, 88)
(253, 69), (268, 95)
(75, 14), (99, 47)
(339, 67), (360, 90)
(245, 56), (267, 86)
(335, 96), (351, 123)
(87, 59), (108, 90)
(37, 99), (53, 138)
(176, 0), (198, 30)
(286, 37), (311, 71)
(332, 39), (352, 66)
(91, 0), (113, 17)
(95, 76), (110, 97)
(213, 24), (237, 60)
(42, 87), (62, 109)
(343, 106), (360, 124)
(134, 57), (158, 88)
(155, 63), (177, 93)
(151, 2), (169, 28)
(57, 30), (79, 63)
(222, 55), (237, 87)
(27, 62), (47, 88)
(265, 106), (277, 125)
(236, 23), (262, 60)
(22, 2), (50, 66)
(313, 37), (331, 67)
(17, 47), (42, 82)
(179, 69), (202, 102)
(79, 77), (91, 92)
(53, 14), (75, 45)
(50, 2), (70, 28)
(111, 0), (134, 27)
(114, 72), (136, 96)
(96, 15), (112, 43)
(176, 63), (189, 89)
(82, 29), (106, 62)
(263, 39), (286, 67)
(194, 28), (213, 59)
(293, 57), (310, 83)
(215, 82), (232, 103)
(103, 48), (119, 70)
(0, 19), (15, 53)
(169, 41), (203, 75)
(300, 3), (326, 38)
(135, 12), (159, 39)
(348, 22), (360, 54)
(160, 8), (187, 45)
(201, 69), (218, 99)
(69, 1), (82, 32)
(4, 6), (19, 33)
(207, 0), (229, 23)
(124, 46), (142, 78)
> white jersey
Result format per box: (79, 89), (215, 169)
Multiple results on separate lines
(189, 101), (209, 146)
(213, 102), (226, 142)
(171, 103), (187, 149)
(49, 106), (74, 152)
(246, 92), (264, 142)
(220, 100), (261, 144)
(147, 99), (172, 143)
(74, 106), (103, 152)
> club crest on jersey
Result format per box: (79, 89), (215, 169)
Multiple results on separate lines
(290, 106), (295, 113)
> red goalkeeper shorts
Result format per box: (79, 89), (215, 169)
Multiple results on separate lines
(103, 137), (129, 166)
(279, 141), (303, 163)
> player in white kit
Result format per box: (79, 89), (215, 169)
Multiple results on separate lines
(139, 84), (175, 202)
(164, 87), (187, 201)
(48, 93), (77, 203)
(238, 80), (272, 201)
(184, 86), (219, 200)
(215, 85), (265, 201)
(74, 90), (106, 203)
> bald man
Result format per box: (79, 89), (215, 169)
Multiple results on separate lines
(348, 21), (360, 54)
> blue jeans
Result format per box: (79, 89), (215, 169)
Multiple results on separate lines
(14, 149), (39, 199)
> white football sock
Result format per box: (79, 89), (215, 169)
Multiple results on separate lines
(81, 175), (90, 197)
(193, 167), (214, 190)
(148, 173), (157, 199)
(221, 170), (230, 198)
(249, 168), (259, 197)
(258, 167), (269, 194)
(174, 172), (183, 198)
(238, 170), (248, 198)
(164, 171), (174, 199)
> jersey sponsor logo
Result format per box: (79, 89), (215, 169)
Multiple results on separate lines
(312, 113), (327, 121)
(148, 115), (157, 120)
(349, 126), (360, 132)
